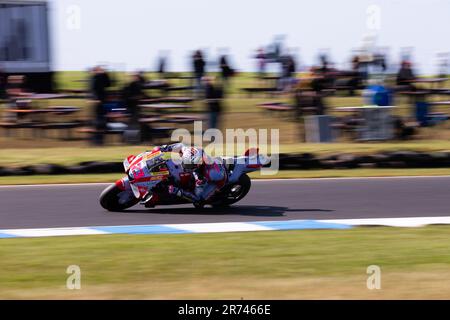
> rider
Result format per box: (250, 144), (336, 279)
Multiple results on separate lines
(160, 143), (227, 207)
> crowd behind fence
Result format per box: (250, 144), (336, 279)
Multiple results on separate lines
(0, 46), (449, 145)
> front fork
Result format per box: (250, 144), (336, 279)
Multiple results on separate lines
(117, 176), (171, 204)
(114, 177), (140, 204)
(115, 176), (141, 198)
(115, 176), (131, 191)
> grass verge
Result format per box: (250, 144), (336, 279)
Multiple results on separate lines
(1, 226), (450, 299)
(0, 168), (449, 185)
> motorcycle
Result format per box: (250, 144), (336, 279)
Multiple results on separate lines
(99, 146), (270, 211)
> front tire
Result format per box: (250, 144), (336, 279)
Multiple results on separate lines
(99, 184), (139, 212)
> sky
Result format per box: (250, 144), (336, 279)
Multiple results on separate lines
(48, 0), (450, 74)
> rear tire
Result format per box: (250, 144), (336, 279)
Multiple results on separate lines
(211, 174), (251, 207)
(99, 184), (139, 212)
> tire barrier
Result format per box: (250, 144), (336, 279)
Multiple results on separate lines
(0, 151), (449, 176)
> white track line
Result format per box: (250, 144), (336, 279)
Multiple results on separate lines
(165, 222), (273, 233)
(2, 216), (450, 238)
(322, 216), (450, 227)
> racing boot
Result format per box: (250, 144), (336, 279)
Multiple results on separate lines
(168, 185), (204, 208)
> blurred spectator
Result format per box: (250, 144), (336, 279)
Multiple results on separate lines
(157, 56), (166, 76)
(89, 66), (112, 145)
(373, 52), (387, 74)
(289, 55), (296, 74)
(268, 35), (284, 62)
(193, 50), (206, 98)
(121, 72), (161, 143)
(90, 66), (111, 104)
(122, 73), (144, 130)
(203, 76), (223, 130)
(219, 54), (234, 94)
(318, 54), (330, 73)
(356, 56), (370, 82)
(396, 60), (417, 91)
(278, 55), (296, 92)
(310, 54), (335, 92)
(310, 71), (327, 93)
(348, 55), (363, 96)
(351, 55), (360, 71)
(255, 48), (266, 78)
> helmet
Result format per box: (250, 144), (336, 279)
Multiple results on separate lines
(180, 147), (204, 170)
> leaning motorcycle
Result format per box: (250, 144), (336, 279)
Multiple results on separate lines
(99, 146), (270, 211)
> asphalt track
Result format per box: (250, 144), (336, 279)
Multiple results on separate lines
(0, 176), (449, 229)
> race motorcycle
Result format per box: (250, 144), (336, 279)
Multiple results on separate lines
(99, 146), (270, 211)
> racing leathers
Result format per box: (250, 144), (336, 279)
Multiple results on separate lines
(162, 143), (227, 205)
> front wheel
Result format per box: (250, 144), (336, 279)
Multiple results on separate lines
(99, 184), (139, 212)
(211, 174), (251, 207)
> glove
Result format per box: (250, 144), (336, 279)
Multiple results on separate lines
(160, 144), (169, 152)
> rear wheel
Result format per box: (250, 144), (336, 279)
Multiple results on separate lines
(211, 174), (251, 208)
(99, 184), (139, 212)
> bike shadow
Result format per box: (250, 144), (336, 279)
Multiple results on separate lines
(125, 205), (334, 217)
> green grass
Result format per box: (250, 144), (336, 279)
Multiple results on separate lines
(1, 226), (450, 299)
